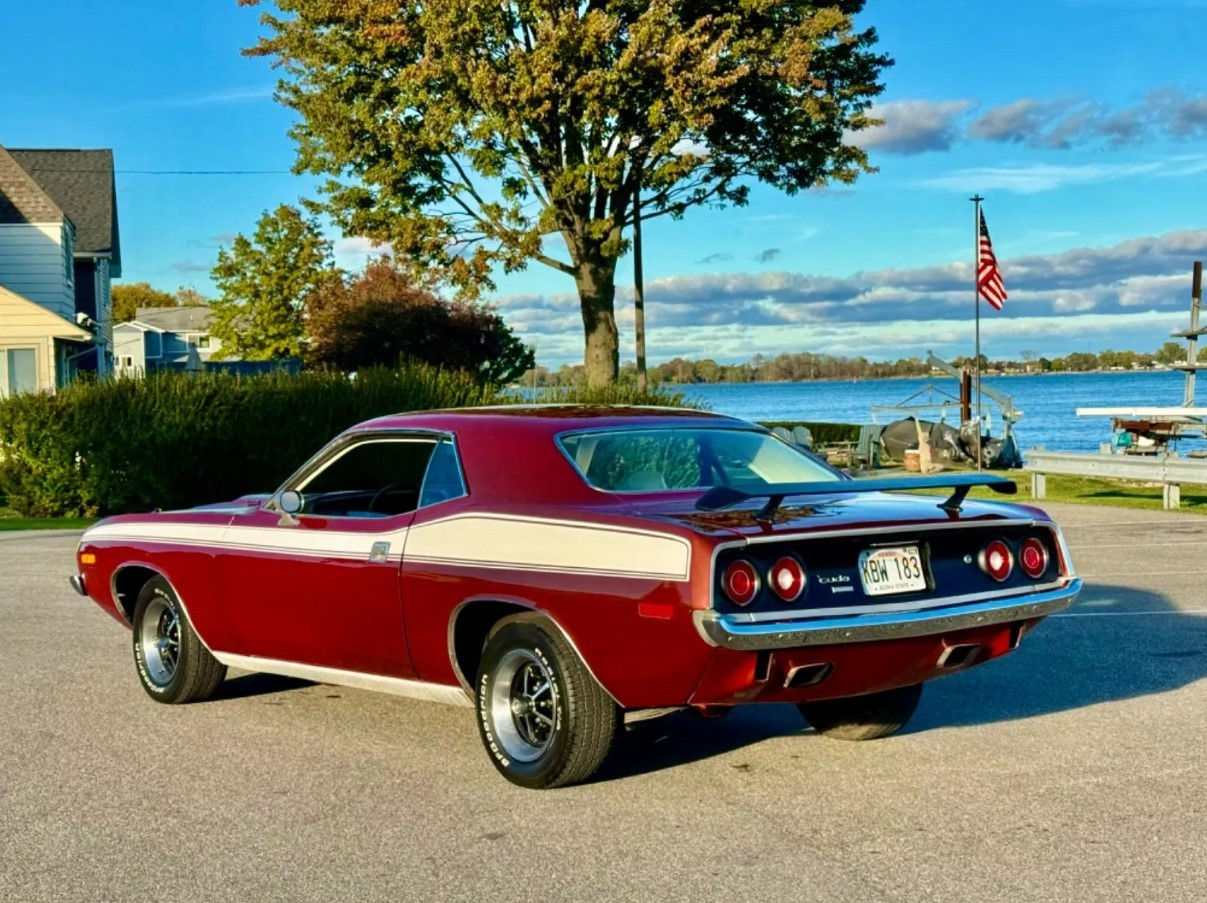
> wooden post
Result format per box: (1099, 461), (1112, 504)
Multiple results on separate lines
(1031, 471), (1047, 499)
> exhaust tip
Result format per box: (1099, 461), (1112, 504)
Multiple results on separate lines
(937, 643), (988, 669)
(783, 662), (833, 688)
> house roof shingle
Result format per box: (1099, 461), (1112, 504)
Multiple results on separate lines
(7, 148), (122, 276)
(0, 144), (65, 225)
(133, 306), (213, 332)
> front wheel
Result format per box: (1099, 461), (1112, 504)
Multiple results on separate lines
(132, 576), (226, 704)
(476, 618), (618, 789)
(797, 683), (923, 741)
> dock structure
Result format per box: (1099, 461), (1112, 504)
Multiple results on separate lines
(1075, 260), (1207, 448)
(1029, 261), (1207, 507)
(1169, 260), (1205, 406)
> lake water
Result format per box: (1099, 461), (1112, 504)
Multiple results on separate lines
(672, 370), (1202, 453)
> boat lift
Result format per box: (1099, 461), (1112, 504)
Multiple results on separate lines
(1076, 261), (1206, 452)
(869, 352), (1023, 459)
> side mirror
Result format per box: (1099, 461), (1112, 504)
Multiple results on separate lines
(279, 489), (304, 515)
(276, 489), (304, 525)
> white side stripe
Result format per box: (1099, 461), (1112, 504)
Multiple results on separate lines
(404, 513), (692, 581)
(83, 511), (692, 580)
(212, 652), (472, 706)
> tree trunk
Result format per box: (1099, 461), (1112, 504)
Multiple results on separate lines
(575, 255), (619, 387)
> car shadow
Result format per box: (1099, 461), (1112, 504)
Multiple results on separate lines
(209, 672), (316, 701)
(596, 581), (1207, 782)
(911, 581), (1206, 730)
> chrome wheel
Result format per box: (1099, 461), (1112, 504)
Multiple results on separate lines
(138, 596), (180, 687)
(488, 649), (559, 763)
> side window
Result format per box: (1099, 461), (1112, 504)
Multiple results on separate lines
(418, 438), (467, 508)
(296, 437), (438, 518)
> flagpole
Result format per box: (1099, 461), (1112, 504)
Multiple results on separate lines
(970, 194), (984, 472)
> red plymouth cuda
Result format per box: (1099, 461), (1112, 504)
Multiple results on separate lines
(71, 406), (1080, 788)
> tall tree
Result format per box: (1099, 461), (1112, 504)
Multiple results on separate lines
(243, 0), (891, 385)
(111, 282), (177, 323)
(306, 258), (534, 383)
(210, 204), (337, 360)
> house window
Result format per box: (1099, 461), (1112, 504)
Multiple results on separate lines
(63, 227), (74, 284)
(0, 348), (38, 398)
(198, 336), (211, 349)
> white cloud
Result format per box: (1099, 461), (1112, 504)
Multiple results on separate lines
(333, 236), (391, 268)
(852, 100), (975, 155)
(494, 230), (1207, 365)
(921, 160), (1169, 194)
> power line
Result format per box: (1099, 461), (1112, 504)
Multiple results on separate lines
(20, 168), (293, 175)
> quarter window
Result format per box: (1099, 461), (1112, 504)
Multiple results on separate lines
(418, 439), (467, 507)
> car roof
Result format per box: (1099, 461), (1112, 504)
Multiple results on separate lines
(351, 404), (756, 436)
(345, 405), (768, 508)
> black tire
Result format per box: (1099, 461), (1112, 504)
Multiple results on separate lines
(476, 617), (618, 789)
(797, 682), (923, 741)
(131, 576), (226, 704)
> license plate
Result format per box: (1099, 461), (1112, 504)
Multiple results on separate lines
(858, 545), (926, 596)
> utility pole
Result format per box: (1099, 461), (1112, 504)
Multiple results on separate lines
(633, 173), (648, 392)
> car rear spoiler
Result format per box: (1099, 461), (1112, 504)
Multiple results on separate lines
(695, 473), (1017, 518)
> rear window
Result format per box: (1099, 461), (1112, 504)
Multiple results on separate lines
(558, 428), (838, 493)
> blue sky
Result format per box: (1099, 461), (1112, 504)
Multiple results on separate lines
(4, 1), (1207, 367)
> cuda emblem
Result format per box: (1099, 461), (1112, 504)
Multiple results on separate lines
(817, 574), (850, 584)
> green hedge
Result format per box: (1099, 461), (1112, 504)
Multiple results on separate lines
(758, 420), (861, 445)
(0, 367), (699, 517)
(0, 367), (498, 517)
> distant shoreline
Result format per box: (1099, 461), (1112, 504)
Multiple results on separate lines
(660, 368), (1183, 388)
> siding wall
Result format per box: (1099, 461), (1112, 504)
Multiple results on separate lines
(94, 257), (112, 375)
(0, 222), (74, 319)
(0, 290), (69, 394)
(112, 326), (148, 376)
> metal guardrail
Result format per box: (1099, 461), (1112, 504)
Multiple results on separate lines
(1024, 448), (1207, 509)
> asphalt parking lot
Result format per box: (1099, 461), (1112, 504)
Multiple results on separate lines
(1, 503), (1204, 903)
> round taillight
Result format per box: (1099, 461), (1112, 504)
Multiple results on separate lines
(722, 559), (760, 607)
(768, 555), (807, 603)
(980, 539), (1013, 582)
(1020, 537), (1049, 579)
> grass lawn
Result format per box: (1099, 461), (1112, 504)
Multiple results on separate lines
(0, 510), (96, 531)
(892, 469), (1207, 514)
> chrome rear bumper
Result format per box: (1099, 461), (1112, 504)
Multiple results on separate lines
(693, 578), (1082, 650)
(68, 574), (87, 597)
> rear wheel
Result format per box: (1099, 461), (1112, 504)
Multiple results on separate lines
(476, 618), (618, 789)
(132, 576), (226, 704)
(797, 683), (923, 741)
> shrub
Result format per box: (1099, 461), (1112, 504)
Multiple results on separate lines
(758, 420), (861, 445)
(526, 384), (699, 409)
(0, 367), (700, 517)
(0, 366), (497, 517)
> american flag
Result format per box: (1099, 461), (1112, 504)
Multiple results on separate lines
(977, 211), (1007, 310)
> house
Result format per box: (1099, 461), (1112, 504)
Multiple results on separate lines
(112, 306), (298, 377)
(113, 306), (223, 376)
(0, 143), (120, 396)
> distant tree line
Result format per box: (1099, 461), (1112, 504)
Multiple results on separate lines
(521, 342), (1191, 388)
